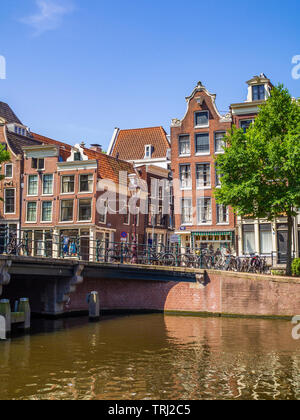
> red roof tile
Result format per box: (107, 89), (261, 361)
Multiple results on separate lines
(32, 132), (135, 183)
(111, 126), (170, 160)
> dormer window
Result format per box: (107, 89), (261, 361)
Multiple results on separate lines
(145, 145), (152, 159)
(74, 152), (82, 161)
(252, 85), (265, 101)
(12, 124), (27, 136)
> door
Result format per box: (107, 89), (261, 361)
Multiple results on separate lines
(277, 230), (288, 264)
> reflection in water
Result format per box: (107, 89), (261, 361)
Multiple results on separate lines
(0, 315), (299, 400)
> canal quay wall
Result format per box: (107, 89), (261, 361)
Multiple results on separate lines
(1, 257), (300, 320)
(69, 269), (300, 320)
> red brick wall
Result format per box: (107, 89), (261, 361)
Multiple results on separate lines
(171, 89), (234, 232)
(67, 271), (300, 318)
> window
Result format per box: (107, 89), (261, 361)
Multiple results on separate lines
(79, 174), (93, 193)
(74, 152), (81, 161)
(240, 120), (254, 133)
(28, 175), (38, 196)
(215, 132), (226, 153)
(31, 158), (45, 170)
(43, 174), (53, 195)
(180, 165), (192, 189)
(4, 189), (15, 214)
(252, 85), (265, 101)
(197, 198), (212, 224)
(5, 164), (12, 178)
(195, 111), (209, 127)
(27, 202), (37, 222)
(144, 145), (152, 159)
(216, 204), (229, 224)
(42, 202), (52, 222)
(178, 135), (190, 156)
(195, 133), (210, 154)
(61, 200), (74, 222)
(61, 175), (75, 194)
(99, 199), (108, 224)
(181, 198), (193, 225)
(243, 224), (255, 254)
(215, 164), (223, 187)
(78, 199), (92, 221)
(196, 164), (211, 188)
(260, 224), (272, 254)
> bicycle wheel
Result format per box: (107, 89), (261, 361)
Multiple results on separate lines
(161, 253), (175, 267)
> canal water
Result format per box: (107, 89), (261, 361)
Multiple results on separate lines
(0, 314), (299, 400)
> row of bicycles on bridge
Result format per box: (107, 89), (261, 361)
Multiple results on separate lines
(102, 244), (270, 274)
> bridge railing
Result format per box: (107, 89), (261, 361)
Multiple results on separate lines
(0, 227), (293, 273)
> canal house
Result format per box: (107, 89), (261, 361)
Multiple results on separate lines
(170, 81), (235, 254)
(21, 133), (143, 260)
(231, 74), (300, 265)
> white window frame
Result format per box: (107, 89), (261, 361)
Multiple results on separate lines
(27, 175), (39, 197)
(26, 201), (38, 223)
(41, 201), (53, 223)
(42, 174), (54, 196)
(196, 163), (211, 189)
(77, 198), (92, 222)
(197, 197), (212, 225)
(60, 199), (74, 223)
(79, 174), (94, 194)
(195, 133), (210, 156)
(4, 164), (13, 179)
(181, 198), (193, 226)
(214, 131), (226, 154)
(216, 204), (229, 225)
(194, 110), (209, 128)
(179, 164), (192, 190)
(61, 175), (75, 195)
(178, 135), (191, 157)
(4, 188), (16, 215)
(144, 145), (152, 159)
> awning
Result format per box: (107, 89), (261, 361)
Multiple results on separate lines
(191, 231), (234, 237)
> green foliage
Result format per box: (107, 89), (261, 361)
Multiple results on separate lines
(0, 144), (10, 183)
(215, 85), (300, 219)
(292, 259), (300, 277)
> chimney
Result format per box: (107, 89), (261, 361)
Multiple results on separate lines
(90, 144), (102, 153)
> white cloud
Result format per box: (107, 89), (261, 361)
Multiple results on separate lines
(21, 0), (74, 36)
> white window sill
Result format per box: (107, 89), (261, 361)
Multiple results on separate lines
(77, 220), (92, 223)
(178, 154), (191, 158)
(195, 152), (210, 156)
(197, 223), (212, 226)
(180, 187), (192, 191)
(196, 186), (211, 190)
(195, 125), (209, 129)
(181, 223), (193, 227)
(214, 151), (225, 155)
(216, 223), (230, 226)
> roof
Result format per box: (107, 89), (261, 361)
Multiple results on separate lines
(32, 132), (135, 183)
(6, 130), (41, 155)
(110, 126), (170, 161)
(0, 102), (22, 124)
(31, 132), (72, 161)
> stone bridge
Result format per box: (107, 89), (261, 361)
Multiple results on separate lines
(0, 256), (299, 319)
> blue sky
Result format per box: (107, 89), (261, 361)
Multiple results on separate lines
(0, 0), (299, 149)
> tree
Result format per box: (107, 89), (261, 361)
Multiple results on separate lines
(215, 85), (300, 275)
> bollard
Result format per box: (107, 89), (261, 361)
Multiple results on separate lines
(88, 291), (100, 321)
(0, 299), (11, 337)
(18, 298), (31, 330)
